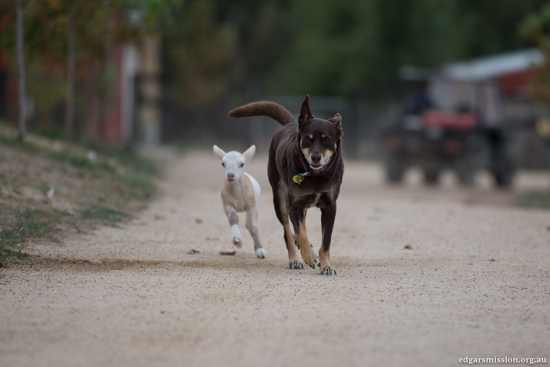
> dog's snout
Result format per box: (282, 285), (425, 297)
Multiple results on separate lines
(311, 154), (322, 164)
(227, 173), (235, 180)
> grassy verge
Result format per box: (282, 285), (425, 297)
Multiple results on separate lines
(518, 190), (550, 210)
(80, 206), (133, 227)
(0, 125), (161, 267)
(27, 125), (159, 175)
(0, 209), (54, 266)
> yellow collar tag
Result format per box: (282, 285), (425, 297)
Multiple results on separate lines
(293, 173), (309, 185)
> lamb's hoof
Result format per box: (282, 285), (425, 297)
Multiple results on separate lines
(232, 236), (242, 248)
(255, 248), (266, 259)
(289, 261), (304, 269)
(319, 267), (337, 275)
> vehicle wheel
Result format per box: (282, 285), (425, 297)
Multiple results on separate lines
(455, 156), (475, 186)
(385, 156), (405, 184)
(494, 171), (513, 188)
(492, 159), (514, 188)
(423, 168), (440, 185)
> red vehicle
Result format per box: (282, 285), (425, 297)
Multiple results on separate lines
(382, 108), (487, 186)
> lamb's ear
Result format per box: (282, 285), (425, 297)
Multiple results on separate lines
(242, 145), (256, 163)
(213, 145), (226, 160)
(298, 95), (314, 128)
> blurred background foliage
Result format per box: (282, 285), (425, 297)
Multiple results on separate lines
(1, 0), (550, 141)
(1, 0), (178, 134)
(162, 0), (550, 102)
(520, 3), (550, 106)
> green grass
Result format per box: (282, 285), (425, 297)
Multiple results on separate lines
(0, 248), (28, 261)
(17, 209), (56, 237)
(0, 135), (114, 173)
(0, 209), (55, 262)
(51, 151), (115, 173)
(519, 190), (550, 210)
(0, 135), (42, 154)
(1, 134), (157, 200)
(0, 126), (159, 265)
(27, 125), (160, 176)
(0, 227), (22, 247)
(2, 130), (159, 191)
(86, 141), (160, 176)
(120, 174), (157, 200)
(80, 206), (132, 226)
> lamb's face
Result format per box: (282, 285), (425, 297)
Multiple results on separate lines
(213, 145), (255, 182)
(220, 152), (246, 182)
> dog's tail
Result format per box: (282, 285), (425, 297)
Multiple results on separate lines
(228, 101), (295, 126)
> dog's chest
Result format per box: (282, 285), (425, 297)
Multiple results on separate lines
(308, 193), (322, 208)
(292, 190), (333, 209)
(288, 177), (333, 196)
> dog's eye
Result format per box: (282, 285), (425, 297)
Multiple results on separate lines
(239, 163), (244, 168)
(323, 137), (332, 144)
(303, 135), (311, 142)
(222, 162), (225, 167)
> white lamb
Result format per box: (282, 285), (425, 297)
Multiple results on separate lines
(213, 145), (266, 258)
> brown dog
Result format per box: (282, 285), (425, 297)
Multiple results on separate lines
(229, 95), (343, 275)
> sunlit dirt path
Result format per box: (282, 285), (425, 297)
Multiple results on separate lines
(1, 150), (549, 367)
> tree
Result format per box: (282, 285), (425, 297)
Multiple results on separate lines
(16, 0), (26, 141)
(164, 1), (236, 109)
(1, 0), (182, 139)
(520, 4), (550, 105)
(65, 0), (75, 136)
(264, 0), (478, 97)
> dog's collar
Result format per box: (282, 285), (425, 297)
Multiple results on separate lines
(293, 148), (339, 184)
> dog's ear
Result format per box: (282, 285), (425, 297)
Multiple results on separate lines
(329, 113), (343, 137)
(328, 113), (341, 126)
(242, 145), (256, 163)
(213, 145), (226, 160)
(298, 95), (314, 128)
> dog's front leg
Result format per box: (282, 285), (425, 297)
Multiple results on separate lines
(290, 206), (318, 269)
(319, 204), (337, 275)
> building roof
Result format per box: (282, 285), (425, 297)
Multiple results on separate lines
(441, 48), (544, 81)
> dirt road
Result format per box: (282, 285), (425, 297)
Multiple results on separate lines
(1, 151), (549, 367)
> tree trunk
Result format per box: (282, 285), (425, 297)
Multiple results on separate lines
(65, 1), (75, 137)
(101, 11), (116, 141)
(16, 0), (26, 141)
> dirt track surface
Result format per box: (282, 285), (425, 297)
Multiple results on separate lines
(1, 151), (550, 367)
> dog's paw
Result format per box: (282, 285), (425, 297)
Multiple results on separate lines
(232, 235), (242, 248)
(300, 248), (318, 269)
(255, 248), (266, 259)
(289, 261), (304, 269)
(319, 266), (337, 275)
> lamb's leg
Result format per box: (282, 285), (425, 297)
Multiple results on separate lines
(225, 205), (242, 248)
(246, 207), (265, 258)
